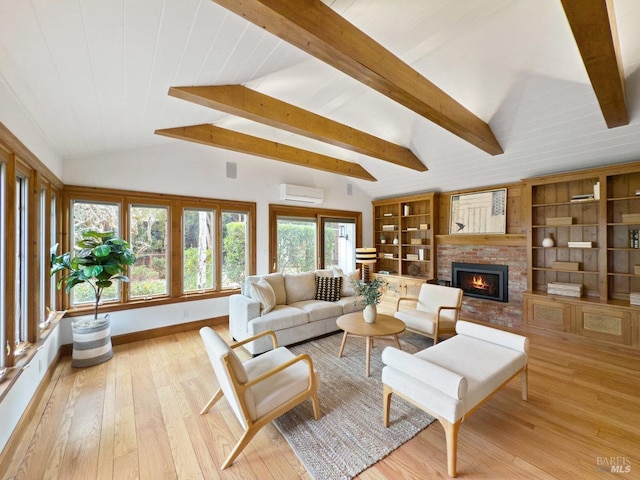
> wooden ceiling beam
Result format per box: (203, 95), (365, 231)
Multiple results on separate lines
(154, 124), (377, 181)
(169, 85), (426, 172)
(210, 0), (503, 156)
(561, 0), (628, 128)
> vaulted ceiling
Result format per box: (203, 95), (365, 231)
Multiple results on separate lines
(1, 0), (640, 198)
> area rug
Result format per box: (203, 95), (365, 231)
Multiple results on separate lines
(274, 332), (435, 480)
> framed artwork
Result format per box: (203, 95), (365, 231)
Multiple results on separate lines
(449, 188), (507, 234)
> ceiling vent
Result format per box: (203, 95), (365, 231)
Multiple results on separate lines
(278, 184), (324, 204)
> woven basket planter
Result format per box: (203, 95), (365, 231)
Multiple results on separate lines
(71, 315), (113, 368)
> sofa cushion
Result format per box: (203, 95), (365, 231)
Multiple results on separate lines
(285, 271), (317, 304)
(394, 309), (455, 335)
(245, 273), (286, 305)
(315, 276), (343, 302)
(249, 305), (309, 332)
(332, 267), (360, 297)
(316, 268), (333, 277)
(335, 296), (365, 314)
(289, 300), (343, 322)
(250, 279), (277, 315)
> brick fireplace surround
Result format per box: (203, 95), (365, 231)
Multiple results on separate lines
(437, 243), (527, 328)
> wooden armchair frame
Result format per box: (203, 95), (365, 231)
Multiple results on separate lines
(200, 330), (321, 469)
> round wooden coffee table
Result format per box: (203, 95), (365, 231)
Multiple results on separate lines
(336, 312), (406, 377)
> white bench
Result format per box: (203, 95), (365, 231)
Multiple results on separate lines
(381, 320), (528, 477)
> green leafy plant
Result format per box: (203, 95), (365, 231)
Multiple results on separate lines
(354, 276), (386, 307)
(50, 230), (136, 320)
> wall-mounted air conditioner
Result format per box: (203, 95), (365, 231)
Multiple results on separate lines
(278, 184), (324, 204)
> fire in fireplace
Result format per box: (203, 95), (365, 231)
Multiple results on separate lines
(452, 262), (508, 302)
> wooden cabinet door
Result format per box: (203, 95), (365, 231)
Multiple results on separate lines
(524, 295), (571, 332)
(574, 305), (634, 346)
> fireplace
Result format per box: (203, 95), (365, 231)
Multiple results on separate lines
(452, 262), (509, 302)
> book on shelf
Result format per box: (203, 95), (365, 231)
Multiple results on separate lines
(382, 224), (396, 231)
(383, 213), (393, 217)
(567, 241), (593, 248)
(570, 193), (595, 202)
(406, 227), (418, 231)
(406, 254), (419, 261)
(630, 230), (639, 249)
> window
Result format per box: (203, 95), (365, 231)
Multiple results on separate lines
(322, 218), (356, 272)
(60, 186), (256, 314)
(269, 205), (362, 274)
(71, 200), (121, 306)
(129, 205), (169, 298)
(183, 208), (215, 292)
(15, 175), (28, 345)
(1, 130), (62, 369)
(222, 210), (249, 289)
(49, 192), (57, 311)
(276, 216), (317, 273)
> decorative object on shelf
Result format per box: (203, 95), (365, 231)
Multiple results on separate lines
(593, 181), (600, 200)
(630, 230), (639, 249)
(418, 248), (425, 261)
(546, 217), (573, 226)
(630, 292), (640, 306)
(449, 188), (506, 234)
(380, 235), (386, 244)
(354, 276), (386, 323)
(403, 204), (410, 216)
(419, 223), (429, 230)
(552, 261), (579, 271)
(407, 264), (420, 276)
(410, 238), (423, 245)
(355, 247), (377, 282)
(393, 237), (399, 245)
(634, 265), (640, 275)
(547, 282), (582, 297)
(50, 230), (136, 368)
(542, 235), (555, 247)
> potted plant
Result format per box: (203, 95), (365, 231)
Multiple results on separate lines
(50, 230), (135, 367)
(354, 276), (386, 323)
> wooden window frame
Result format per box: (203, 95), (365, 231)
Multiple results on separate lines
(268, 204), (362, 273)
(61, 186), (256, 317)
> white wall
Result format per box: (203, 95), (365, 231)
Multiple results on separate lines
(62, 139), (374, 334)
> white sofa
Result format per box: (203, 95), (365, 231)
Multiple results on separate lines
(229, 269), (364, 354)
(381, 320), (529, 477)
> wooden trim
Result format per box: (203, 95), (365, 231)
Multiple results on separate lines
(110, 316), (228, 346)
(560, 0), (628, 128)
(0, 122), (63, 189)
(155, 124), (376, 181)
(210, 0), (502, 156)
(5, 154), (16, 366)
(168, 85), (426, 172)
(268, 204), (363, 273)
(436, 234), (526, 246)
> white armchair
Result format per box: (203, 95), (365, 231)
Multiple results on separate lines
(394, 283), (463, 344)
(199, 327), (321, 469)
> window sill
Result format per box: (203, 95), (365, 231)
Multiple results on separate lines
(0, 312), (64, 403)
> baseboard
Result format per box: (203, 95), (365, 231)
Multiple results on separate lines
(111, 315), (228, 346)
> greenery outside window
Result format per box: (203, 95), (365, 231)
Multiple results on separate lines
(129, 205), (169, 299)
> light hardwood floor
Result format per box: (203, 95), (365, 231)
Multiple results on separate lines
(2, 323), (639, 479)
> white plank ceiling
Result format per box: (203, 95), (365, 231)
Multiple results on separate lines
(1, 0), (640, 198)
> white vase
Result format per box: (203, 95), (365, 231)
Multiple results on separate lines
(363, 304), (377, 323)
(542, 236), (555, 247)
